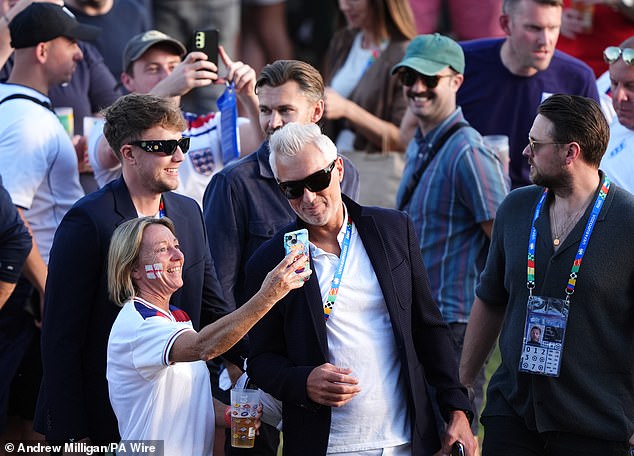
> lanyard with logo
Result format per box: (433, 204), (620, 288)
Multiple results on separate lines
(217, 81), (240, 165)
(323, 218), (353, 321)
(519, 177), (610, 377)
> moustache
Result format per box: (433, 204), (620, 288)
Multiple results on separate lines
(406, 89), (433, 99)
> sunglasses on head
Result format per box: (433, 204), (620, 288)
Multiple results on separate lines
(398, 69), (452, 88)
(278, 160), (337, 199)
(603, 46), (634, 65)
(128, 137), (191, 155)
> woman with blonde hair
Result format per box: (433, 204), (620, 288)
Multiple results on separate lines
(106, 216), (310, 455)
(322, 0), (416, 153)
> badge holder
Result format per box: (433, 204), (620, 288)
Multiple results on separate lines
(519, 295), (569, 377)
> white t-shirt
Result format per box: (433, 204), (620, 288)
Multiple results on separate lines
(107, 298), (214, 456)
(601, 118), (634, 194)
(0, 84), (84, 263)
(330, 33), (388, 153)
(311, 206), (410, 453)
(88, 111), (246, 206)
(596, 70), (616, 125)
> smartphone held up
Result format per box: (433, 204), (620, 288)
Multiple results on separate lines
(284, 228), (310, 276)
(192, 29), (219, 66)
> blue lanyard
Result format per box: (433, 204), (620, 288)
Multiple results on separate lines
(527, 177), (610, 300)
(323, 217), (353, 321)
(217, 81), (240, 164)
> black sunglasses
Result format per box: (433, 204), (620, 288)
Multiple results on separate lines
(398, 69), (452, 88)
(603, 46), (634, 66)
(129, 137), (191, 155)
(278, 160), (337, 199)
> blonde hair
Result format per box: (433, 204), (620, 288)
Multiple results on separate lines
(107, 217), (177, 306)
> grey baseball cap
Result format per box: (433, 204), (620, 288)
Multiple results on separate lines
(122, 30), (186, 72)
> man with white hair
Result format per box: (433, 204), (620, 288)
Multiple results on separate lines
(245, 122), (477, 456)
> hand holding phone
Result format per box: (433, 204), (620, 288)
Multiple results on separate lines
(192, 29), (219, 66)
(284, 229), (310, 275)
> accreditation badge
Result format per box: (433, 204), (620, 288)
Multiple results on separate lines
(519, 295), (570, 377)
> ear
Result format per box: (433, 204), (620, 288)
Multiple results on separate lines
(450, 73), (464, 91)
(311, 99), (325, 123)
(131, 264), (142, 281)
(565, 142), (581, 164)
(34, 42), (48, 64)
(119, 144), (137, 165)
(120, 71), (135, 93)
(336, 156), (344, 183)
(499, 14), (511, 36)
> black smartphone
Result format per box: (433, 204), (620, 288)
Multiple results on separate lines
(451, 442), (465, 456)
(192, 29), (219, 66)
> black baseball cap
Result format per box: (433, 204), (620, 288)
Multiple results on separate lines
(9, 3), (100, 49)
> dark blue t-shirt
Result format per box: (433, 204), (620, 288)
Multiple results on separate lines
(457, 38), (599, 188)
(66, 0), (152, 78)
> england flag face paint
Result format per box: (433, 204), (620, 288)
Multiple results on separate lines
(145, 263), (164, 279)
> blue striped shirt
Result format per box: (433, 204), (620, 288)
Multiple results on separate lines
(398, 108), (509, 322)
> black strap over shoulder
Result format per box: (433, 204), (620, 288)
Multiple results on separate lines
(398, 121), (469, 210)
(0, 93), (55, 113)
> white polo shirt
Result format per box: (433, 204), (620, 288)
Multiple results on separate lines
(311, 205), (411, 453)
(107, 298), (214, 456)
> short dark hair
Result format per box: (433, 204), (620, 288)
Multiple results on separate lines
(503, 0), (563, 14)
(537, 94), (609, 167)
(255, 60), (324, 104)
(102, 93), (186, 159)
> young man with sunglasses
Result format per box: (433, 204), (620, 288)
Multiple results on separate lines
(34, 93), (235, 447)
(202, 59), (359, 456)
(244, 122), (477, 456)
(461, 94), (634, 455)
(599, 37), (634, 194)
(393, 33), (509, 435)
(456, 0), (599, 189)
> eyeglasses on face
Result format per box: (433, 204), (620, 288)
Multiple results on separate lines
(603, 46), (634, 66)
(128, 137), (191, 155)
(528, 137), (564, 154)
(398, 69), (452, 88)
(278, 160), (337, 199)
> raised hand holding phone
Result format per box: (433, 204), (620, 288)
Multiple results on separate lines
(284, 229), (310, 276)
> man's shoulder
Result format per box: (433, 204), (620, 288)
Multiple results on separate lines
(218, 145), (264, 178)
(549, 50), (594, 72)
(541, 51), (596, 85)
(0, 84), (52, 114)
(460, 38), (503, 57)
(498, 185), (541, 212)
(64, 181), (120, 220)
(164, 190), (202, 218)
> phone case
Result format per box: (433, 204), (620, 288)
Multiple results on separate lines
(193, 29), (219, 65)
(284, 228), (309, 273)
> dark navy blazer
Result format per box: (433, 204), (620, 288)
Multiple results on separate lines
(246, 195), (472, 456)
